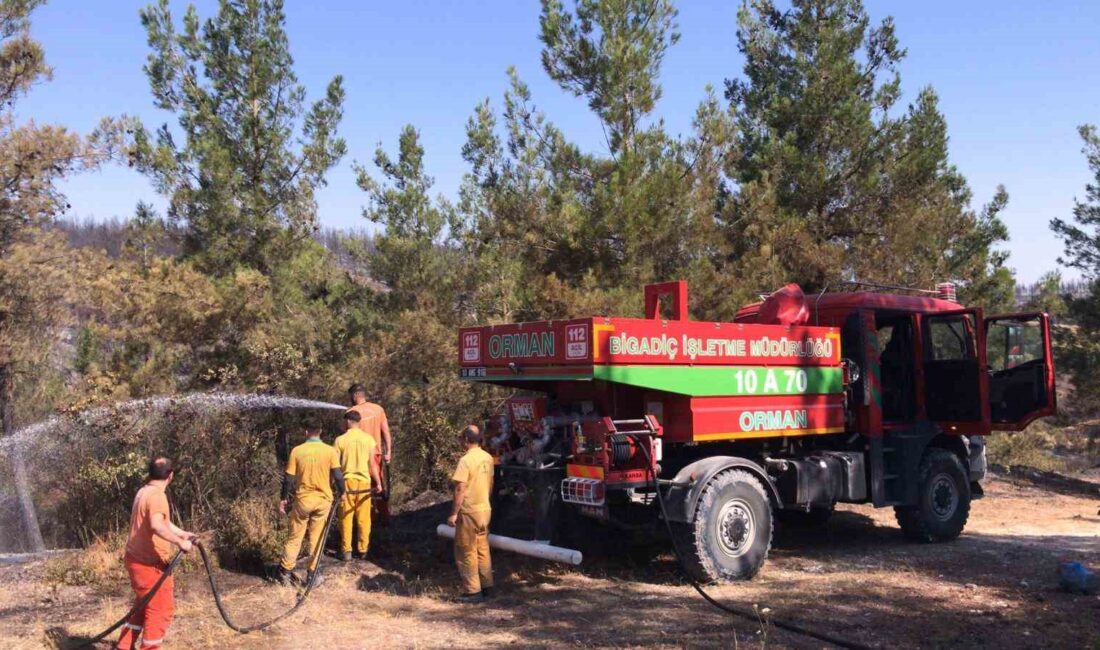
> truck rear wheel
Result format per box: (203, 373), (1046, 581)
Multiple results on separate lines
(673, 469), (772, 582)
(894, 448), (971, 542)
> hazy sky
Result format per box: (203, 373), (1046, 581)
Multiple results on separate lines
(17, 1), (1100, 284)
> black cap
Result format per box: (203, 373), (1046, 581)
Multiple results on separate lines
(348, 383), (366, 395)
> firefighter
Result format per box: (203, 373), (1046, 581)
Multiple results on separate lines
(447, 424), (494, 603)
(346, 383), (392, 524)
(277, 419), (345, 586)
(116, 457), (197, 650)
(334, 410), (382, 561)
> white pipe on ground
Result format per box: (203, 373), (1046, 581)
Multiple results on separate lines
(435, 524), (583, 566)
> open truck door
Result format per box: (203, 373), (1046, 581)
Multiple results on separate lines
(920, 309), (989, 434)
(985, 313), (1056, 430)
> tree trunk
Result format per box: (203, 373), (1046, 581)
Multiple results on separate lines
(0, 346), (46, 552)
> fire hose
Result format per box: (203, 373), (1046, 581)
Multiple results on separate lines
(633, 438), (874, 650)
(72, 489), (342, 648)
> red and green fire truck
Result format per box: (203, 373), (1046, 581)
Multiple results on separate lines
(456, 281), (1056, 581)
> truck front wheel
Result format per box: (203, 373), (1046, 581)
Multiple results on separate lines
(894, 448), (971, 542)
(673, 469), (772, 582)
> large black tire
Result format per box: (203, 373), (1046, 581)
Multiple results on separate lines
(776, 504), (834, 528)
(894, 448), (971, 542)
(672, 469), (773, 582)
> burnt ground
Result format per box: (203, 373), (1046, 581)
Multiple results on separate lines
(3, 474), (1098, 649)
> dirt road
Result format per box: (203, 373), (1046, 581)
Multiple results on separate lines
(5, 475), (1098, 649)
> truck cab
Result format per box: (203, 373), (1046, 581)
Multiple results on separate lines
(735, 290), (1056, 508)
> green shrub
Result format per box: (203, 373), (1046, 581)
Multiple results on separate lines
(986, 420), (1068, 472)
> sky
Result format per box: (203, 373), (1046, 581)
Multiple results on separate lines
(16, 0), (1100, 284)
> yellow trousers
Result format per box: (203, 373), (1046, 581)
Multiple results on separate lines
(455, 510), (493, 595)
(281, 494), (332, 571)
(339, 478), (373, 555)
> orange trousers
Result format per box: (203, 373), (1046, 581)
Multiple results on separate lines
(372, 455), (390, 525)
(116, 558), (174, 649)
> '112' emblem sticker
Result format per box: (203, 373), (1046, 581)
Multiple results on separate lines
(566, 325), (588, 360)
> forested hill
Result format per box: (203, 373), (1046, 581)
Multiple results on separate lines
(53, 218), (375, 274)
(53, 216), (1082, 310)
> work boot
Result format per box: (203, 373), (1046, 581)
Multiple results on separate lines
(340, 551), (352, 562)
(305, 570), (325, 588)
(454, 591), (485, 604)
(276, 567), (297, 587)
(481, 586), (494, 599)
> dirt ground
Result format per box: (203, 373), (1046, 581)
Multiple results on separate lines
(3, 473), (1098, 649)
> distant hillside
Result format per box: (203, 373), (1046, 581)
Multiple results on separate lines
(1014, 277), (1090, 306)
(52, 217), (375, 274)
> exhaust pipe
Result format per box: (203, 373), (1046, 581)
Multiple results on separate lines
(435, 524), (582, 566)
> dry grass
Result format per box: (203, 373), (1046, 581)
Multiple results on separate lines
(215, 495), (285, 572)
(42, 533), (126, 591)
(5, 475), (1099, 649)
(987, 418), (1100, 473)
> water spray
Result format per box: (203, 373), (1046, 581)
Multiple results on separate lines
(2, 392), (348, 453)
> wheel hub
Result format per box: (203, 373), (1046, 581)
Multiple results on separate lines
(930, 473), (958, 521)
(716, 499), (755, 557)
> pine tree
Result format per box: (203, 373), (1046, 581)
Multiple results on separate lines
(461, 0), (733, 319)
(539, 0), (679, 156)
(1052, 125), (1100, 276)
(356, 125), (462, 315)
(1051, 125), (1100, 416)
(134, 0), (346, 276)
(1024, 271), (1067, 318)
(123, 201), (169, 269)
(724, 0), (1010, 300)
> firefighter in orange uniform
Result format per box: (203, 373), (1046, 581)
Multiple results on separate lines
(334, 410), (382, 561)
(116, 457), (197, 650)
(447, 424), (494, 603)
(347, 383), (392, 523)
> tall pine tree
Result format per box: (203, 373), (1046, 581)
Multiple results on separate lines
(134, 0), (346, 276)
(1052, 125), (1100, 276)
(724, 0), (1011, 304)
(1051, 124), (1100, 417)
(356, 125), (463, 316)
(461, 0), (733, 320)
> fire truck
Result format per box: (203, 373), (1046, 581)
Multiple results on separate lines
(454, 281), (1055, 581)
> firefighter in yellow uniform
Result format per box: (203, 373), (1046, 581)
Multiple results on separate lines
(278, 419), (344, 586)
(447, 424), (494, 602)
(334, 410), (381, 561)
